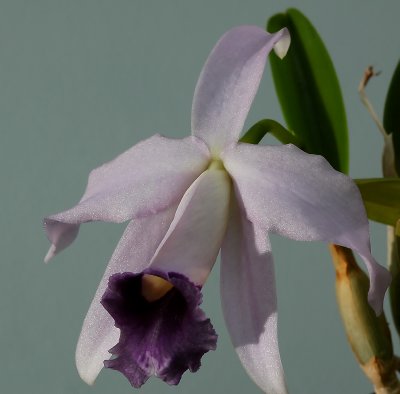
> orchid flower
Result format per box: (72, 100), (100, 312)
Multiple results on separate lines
(43, 26), (390, 394)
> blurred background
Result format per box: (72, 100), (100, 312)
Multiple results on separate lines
(1, 0), (399, 393)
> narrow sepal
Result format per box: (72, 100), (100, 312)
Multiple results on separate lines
(192, 25), (290, 153)
(75, 207), (177, 385)
(220, 198), (287, 394)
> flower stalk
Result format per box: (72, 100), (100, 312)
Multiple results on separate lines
(329, 244), (400, 393)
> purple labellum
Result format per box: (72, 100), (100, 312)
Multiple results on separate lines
(101, 271), (217, 388)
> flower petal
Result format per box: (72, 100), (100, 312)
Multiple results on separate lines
(221, 197), (287, 394)
(43, 135), (210, 261)
(191, 26), (290, 154)
(150, 167), (231, 285)
(101, 271), (217, 387)
(75, 206), (177, 385)
(223, 143), (391, 314)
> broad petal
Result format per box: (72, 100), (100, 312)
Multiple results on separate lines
(43, 135), (209, 261)
(191, 26), (290, 154)
(75, 206), (177, 385)
(223, 143), (391, 314)
(101, 271), (217, 387)
(150, 167), (231, 285)
(221, 197), (287, 394)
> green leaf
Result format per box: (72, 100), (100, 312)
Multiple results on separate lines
(267, 8), (348, 173)
(356, 178), (400, 230)
(383, 61), (400, 174)
(240, 119), (303, 146)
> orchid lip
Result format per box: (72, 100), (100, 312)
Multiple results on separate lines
(101, 270), (217, 388)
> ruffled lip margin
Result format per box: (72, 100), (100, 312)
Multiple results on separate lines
(101, 270), (218, 387)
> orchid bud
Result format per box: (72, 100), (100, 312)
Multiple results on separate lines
(330, 245), (399, 393)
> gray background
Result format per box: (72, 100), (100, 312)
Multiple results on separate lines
(1, 0), (399, 393)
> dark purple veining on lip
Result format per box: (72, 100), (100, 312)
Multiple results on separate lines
(101, 271), (217, 388)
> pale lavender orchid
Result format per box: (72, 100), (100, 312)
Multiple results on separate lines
(43, 26), (390, 394)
